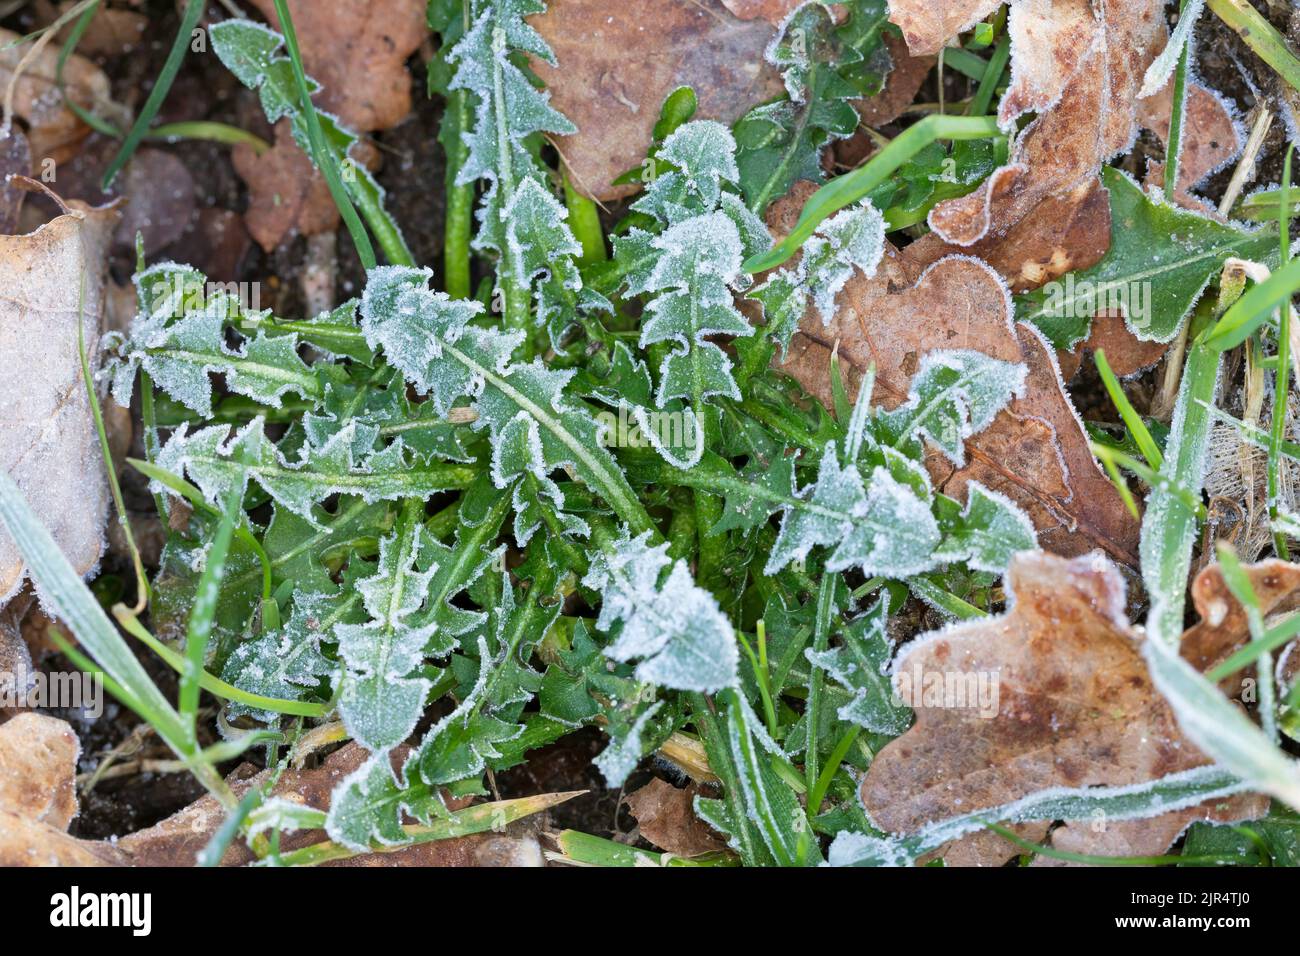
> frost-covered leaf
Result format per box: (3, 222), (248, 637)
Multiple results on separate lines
(806, 596), (911, 735)
(766, 443), (940, 577)
(324, 751), (450, 851)
(932, 484), (1038, 574)
(1016, 169), (1276, 348)
(336, 509), (443, 752)
(640, 211), (754, 408)
(698, 687), (815, 866)
(222, 589), (349, 722)
(108, 292), (321, 418)
(156, 418), (472, 524)
(877, 349), (1027, 466)
(860, 550), (1268, 866)
(360, 266), (648, 533)
(752, 200), (886, 351)
(584, 530), (738, 692)
(0, 199), (118, 602)
(735, 1), (890, 214)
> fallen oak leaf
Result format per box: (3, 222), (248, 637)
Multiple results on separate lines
(767, 183), (1139, 562)
(0, 26), (129, 165)
(1137, 81), (1244, 212)
(0, 188), (120, 603)
(900, 0), (1167, 247)
(850, 31), (934, 129)
(626, 777), (728, 857)
(530, 0), (785, 201)
(860, 550), (1269, 866)
(0, 712), (79, 829)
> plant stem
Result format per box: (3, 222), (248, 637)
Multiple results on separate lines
(564, 171), (607, 264)
(1164, 0), (1193, 204)
(804, 575), (836, 795)
(442, 87), (475, 298)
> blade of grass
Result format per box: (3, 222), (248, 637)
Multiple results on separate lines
(278, 791), (584, 866)
(180, 485), (242, 742)
(1215, 543), (1278, 742)
(1271, 145), (1295, 559)
(742, 114), (1002, 273)
(1163, 0), (1194, 203)
(101, 0), (204, 189)
(1095, 349), (1164, 468)
(1143, 301), (1221, 647)
(0, 471), (190, 753)
(271, 0), (376, 271)
(564, 171), (607, 265)
(149, 121), (271, 154)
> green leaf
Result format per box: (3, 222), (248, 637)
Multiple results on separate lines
(157, 418), (475, 522)
(805, 597), (911, 735)
(584, 529), (738, 693)
(1016, 168), (1277, 348)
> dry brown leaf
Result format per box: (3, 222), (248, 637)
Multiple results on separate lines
(850, 32), (934, 130)
(0, 739), (557, 866)
(860, 550), (1269, 867)
(1057, 311), (1170, 380)
(0, 193), (120, 602)
(886, 0), (1001, 56)
(768, 182), (1139, 562)
(530, 0), (784, 201)
(625, 778), (727, 857)
(901, 176), (1111, 294)
(41, 0), (148, 58)
(720, 0), (808, 21)
(1137, 82), (1243, 212)
(0, 712), (79, 829)
(0, 27), (128, 165)
(0, 129), (30, 234)
(249, 0), (428, 132)
(233, 119), (340, 252)
(892, 0), (1166, 246)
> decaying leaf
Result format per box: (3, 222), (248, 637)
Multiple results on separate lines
(859, 550), (1269, 866)
(901, 177), (1112, 295)
(249, 0), (429, 132)
(530, 0), (785, 200)
(1137, 81), (1243, 211)
(0, 712), (79, 829)
(1057, 312), (1170, 380)
(891, 0), (1167, 246)
(626, 777), (727, 857)
(0, 27), (128, 165)
(850, 32), (933, 129)
(768, 184), (1138, 562)
(232, 119), (341, 252)
(0, 193), (120, 603)
(720, 0), (810, 23)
